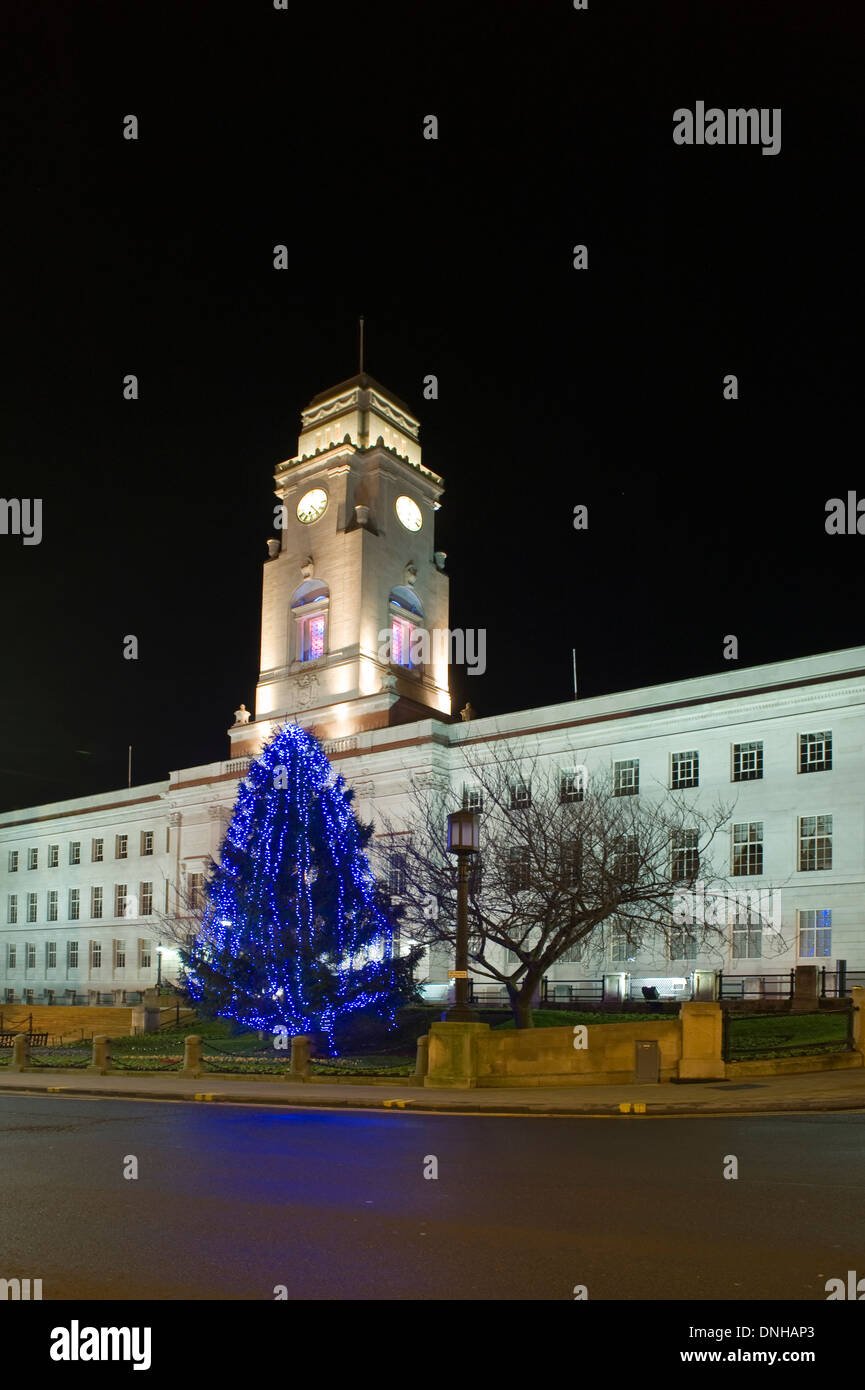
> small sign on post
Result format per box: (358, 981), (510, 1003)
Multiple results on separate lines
(448, 970), (468, 979)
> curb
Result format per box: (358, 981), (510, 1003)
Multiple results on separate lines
(0, 1078), (863, 1117)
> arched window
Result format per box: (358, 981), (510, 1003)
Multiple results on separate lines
(291, 579), (329, 663)
(388, 586), (424, 668)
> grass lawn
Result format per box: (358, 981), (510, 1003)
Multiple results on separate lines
(726, 1011), (849, 1059)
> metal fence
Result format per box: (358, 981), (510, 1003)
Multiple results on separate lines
(721, 1001), (855, 1062)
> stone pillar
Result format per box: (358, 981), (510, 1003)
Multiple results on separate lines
(182, 1035), (202, 1078)
(792, 964), (819, 1013)
(678, 1002), (724, 1080)
(130, 1005), (161, 1035)
(424, 1021), (490, 1089)
(851, 987), (865, 1056)
(88, 1035), (110, 1074)
(290, 1035), (311, 1080)
(412, 1034), (429, 1085)
(7, 1034), (29, 1073)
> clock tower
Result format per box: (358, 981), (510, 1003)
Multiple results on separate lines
(228, 372), (451, 757)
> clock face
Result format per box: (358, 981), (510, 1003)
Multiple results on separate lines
(296, 488), (328, 524)
(395, 495), (422, 532)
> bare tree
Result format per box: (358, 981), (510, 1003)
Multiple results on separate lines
(378, 738), (749, 1028)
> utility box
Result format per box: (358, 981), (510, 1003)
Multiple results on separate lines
(634, 1039), (660, 1083)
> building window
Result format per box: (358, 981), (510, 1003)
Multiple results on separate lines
(48, 844), (59, 868)
(506, 848), (530, 893)
(115, 884), (128, 918)
(140, 882), (153, 915)
(671, 750), (699, 790)
(68, 888), (80, 921)
(4, 989), (13, 1002)
(799, 732), (832, 774)
(732, 923), (762, 959)
(614, 759), (639, 796)
(116, 834), (128, 860)
(560, 769), (586, 803)
(26, 892), (37, 924)
(291, 579), (330, 663)
(69, 841), (81, 866)
(463, 786), (484, 813)
(114, 941), (126, 970)
(388, 585), (424, 670)
(26, 943), (36, 969)
(67, 941), (79, 969)
(732, 741), (763, 782)
(141, 830), (154, 857)
(671, 830), (699, 882)
(670, 929), (697, 960)
(91, 886), (103, 920)
(139, 940), (152, 969)
(509, 780), (532, 810)
(188, 873), (204, 910)
(797, 909), (831, 958)
(799, 815), (832, 871)
(7, 945), (16, 969)
(23, 988), (34, 1005)
(386, 853), (406, 897)
(610, 926), (637, 962)
(7, 894), (17, 924)
(299, 611), (326, 662)
(47, 889), (58, 922)
(560, 942), (584, 964)
(8, 851), (18, 872)
(28, 848), (38, 870)
(90, 941), (102, 970)
(732, 822), (763, 876)
(561, 841), (581, 888)
(46, 942), (57, 969)
(616, 835), (640, 881)
(92, 838), (104, 863)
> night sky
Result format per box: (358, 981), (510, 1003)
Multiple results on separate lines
(0, 0), (860, 812)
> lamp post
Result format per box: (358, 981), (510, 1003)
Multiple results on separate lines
(445, 808), (480, 1022)
(156, 944), (163, 992)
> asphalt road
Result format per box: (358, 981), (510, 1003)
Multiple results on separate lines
(1, 1094), (862, 1300)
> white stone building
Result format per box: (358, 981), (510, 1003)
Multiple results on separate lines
(1, 373), (863, 1006)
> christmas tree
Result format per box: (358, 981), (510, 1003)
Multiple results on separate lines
(181, 723), (422, 1048)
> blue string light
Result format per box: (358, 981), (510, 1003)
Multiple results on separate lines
(182, 722), (408, 1051)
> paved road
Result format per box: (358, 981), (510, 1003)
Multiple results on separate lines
(1, 1094), (862, 1300)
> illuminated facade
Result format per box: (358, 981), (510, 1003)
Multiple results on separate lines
(1, 374), (864, 1005)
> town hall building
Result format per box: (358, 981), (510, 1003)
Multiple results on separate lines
(1, 372), (863, 1006)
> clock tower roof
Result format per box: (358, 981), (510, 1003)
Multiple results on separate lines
(307, 372), (416, 422)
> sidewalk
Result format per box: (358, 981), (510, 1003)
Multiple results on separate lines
(0, 1066), (863, 1115)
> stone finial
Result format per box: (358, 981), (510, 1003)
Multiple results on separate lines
(460, 703), (477, 722)
(380, 672), (398, 693)
(300, 556), (314, 580)
(266, 537), (281, 559)
(234, 703), (251, 726)
(404, 561), (418, 587)
(355, 504), (370, 526)
(434, 551), (447, 571)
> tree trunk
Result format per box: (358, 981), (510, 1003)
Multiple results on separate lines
(511, 985), (536, 1030)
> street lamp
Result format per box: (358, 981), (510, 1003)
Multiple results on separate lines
(446, 808), (480, 1022)
(156, 944), (163, 991)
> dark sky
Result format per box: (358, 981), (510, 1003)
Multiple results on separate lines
(0, 0), (860, 812)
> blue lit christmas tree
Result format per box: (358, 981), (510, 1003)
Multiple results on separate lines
(181, 723), (421, 1048)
